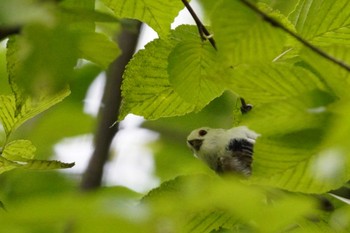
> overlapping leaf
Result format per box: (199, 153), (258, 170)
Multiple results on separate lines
(0, 140), (74, 174)
(251, 124), (350, 194)
(120, 38), (197, 120)
(289, 0), (350, 46)
(144, 175), (316, 233)
(78, 32), (120, 69)
(101, 0), (184, 37)
(2, 139), (36, 161)
(121, 25), (215, 120)
(211, 0), (287, 65)
(230, 63), (328, 105)
(300, 46), (350, 98)
(0, 91), (70, 138)
(6, 27), (76, 105)
(168, 40), (226, 105)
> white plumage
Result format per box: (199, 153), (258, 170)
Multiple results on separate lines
(187, 126), (259, 176)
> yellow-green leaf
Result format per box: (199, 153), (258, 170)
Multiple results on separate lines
(78, 32), (120, 69)
(2, 139), (36, 161)
(168, 40), (226, 106)
(101, 0), (184, 37)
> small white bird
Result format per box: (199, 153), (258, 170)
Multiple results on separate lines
(187, 126), (259, 176)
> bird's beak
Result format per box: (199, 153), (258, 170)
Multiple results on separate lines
(187, 139), (203, 151)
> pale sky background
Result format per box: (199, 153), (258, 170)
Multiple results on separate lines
(55, 1), (203, 193)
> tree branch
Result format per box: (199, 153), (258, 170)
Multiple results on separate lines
(181, 0), (216, 50)
(240, 0), (350, 72)
(80, 20), (142, 191)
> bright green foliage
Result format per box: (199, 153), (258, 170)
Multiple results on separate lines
(289, 0), (350, 46)
(2, 0), (350, 232)
(101, 0), (184, 37)
(0, 0), (118, 174)
(168, 40), (226, 105)
(3, 140), (36, 161)
(0, 92), (70, 138)
(212, 1), (287, 65)
(78, 32), (120, 69)
(120, 27), (204, 120)
(143, 175), (318, 233)
(118, 0), (350, 231)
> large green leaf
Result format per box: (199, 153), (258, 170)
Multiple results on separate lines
(6, 26), (77, 103)
(2, 139), (36, 161)
(101, 0), (184, 37)
(230, 63), (329, 105)
(78, 32), (120, 69)
(0, 138), (73, 173)
(144, 175), (316, 233)
(300, 46), (350, 98)
(0, 90), (70, 138)
(211, 0), (287, 65)
(0, 0), (52, 26)
(289, 0), (350, 46)
(121, 38), (196, 120)
(121, 26), (210, 120)
(168, 40), (225, 105)
(242, 90), (334, 136)
(251, 126), (350, 194)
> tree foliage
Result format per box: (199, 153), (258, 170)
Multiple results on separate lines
(1, 0), (350, 232)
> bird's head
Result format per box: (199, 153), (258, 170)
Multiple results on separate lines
(187, 127), (227, 156)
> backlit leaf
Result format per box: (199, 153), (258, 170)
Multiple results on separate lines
(101, 0), (184, 37)
(211, 0), (286, 65)
(289, 0), (350, 46)
(168, 40), (225, 105)
(2, 139), (36, 161)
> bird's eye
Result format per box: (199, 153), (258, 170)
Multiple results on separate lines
(198, 129), (207, 136)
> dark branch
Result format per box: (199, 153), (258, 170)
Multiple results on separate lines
(181, 0), (217, 50)
(240, 0), (350, 72)
(80, 20), (142, 191)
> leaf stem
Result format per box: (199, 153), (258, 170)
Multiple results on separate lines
(239, 0), (350, 72)
(181, 0), (217, 50)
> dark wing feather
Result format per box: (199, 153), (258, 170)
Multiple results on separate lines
(216, 138), (254, 176)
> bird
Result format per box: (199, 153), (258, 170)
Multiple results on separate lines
(187, 126), (259, 176)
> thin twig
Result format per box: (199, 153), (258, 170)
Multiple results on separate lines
(181, 0), (217, 50)
(240, 0), (350, 72)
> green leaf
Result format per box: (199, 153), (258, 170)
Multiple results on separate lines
(242, 90), (334, 136)
(184, 210), (238, 233)
(59, 6), (118, 23)
(249, 101), (350, 194)
(0, 157), (19, 174)
(121, 39), (196, 120)
(78, 32), (120, 69)
(300, 46), (350, 98)
(0, 89), (70, 138)
(121, 26), (206, 120)
(101, 0), (184, 37)
(0, 154), (74, 174)
(22, 159), (75, 170)
(289, 0), (350, 46)
(144, 175), (316, 233)
(211, 0), (286, 65)
(2, 139), (36, 161)
(58, 0), (96, 31)
(6, 24), (78, 101)
(168, 40), (225, 105)
(230, 63), (329, 105)
(0, 0), (53, 26)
